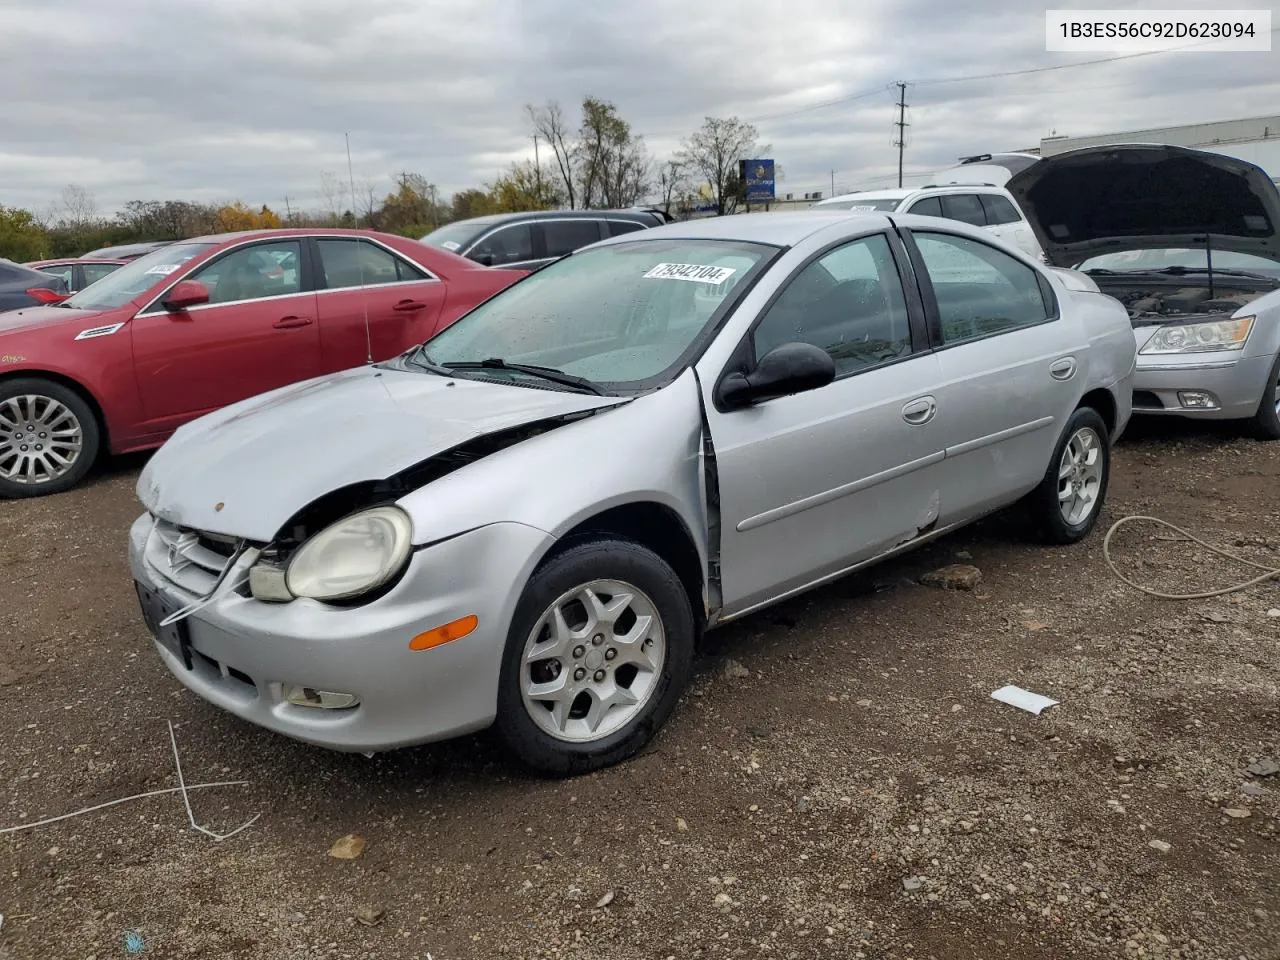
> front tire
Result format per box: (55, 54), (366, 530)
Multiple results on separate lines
(0, 378), (100, 498)
(495, 538), (695, 776)
(1028, 406), (1111, 545)
(1245, 351), (1280, 441)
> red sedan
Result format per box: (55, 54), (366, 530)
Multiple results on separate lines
(0, 228), (525, 497)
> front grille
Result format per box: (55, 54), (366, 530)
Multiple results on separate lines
(146, 517), (241, 597)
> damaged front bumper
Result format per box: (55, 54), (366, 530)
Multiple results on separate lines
(1131, 350), (1275, 419)
(129, 511), (553, 752)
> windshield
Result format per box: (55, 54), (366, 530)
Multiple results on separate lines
(816, 198), (902, 212)
(420, 221), (491, 253)
(62, 242), (217, 311)
(1078, 248), (1280, 279)
(417, 238), (776, 392)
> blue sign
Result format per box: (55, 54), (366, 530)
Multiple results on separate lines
(743, 159), (775, 203)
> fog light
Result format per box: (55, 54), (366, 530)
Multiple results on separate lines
(1177, 391), (1218, 409)
(283, 684), (359, 709)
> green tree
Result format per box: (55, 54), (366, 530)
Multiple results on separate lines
(380, 173), (448, 236)
(576, 96), (650, 209)
(451, 188), (495, 221)
(487, 160), (564, 212)
(0, 205), (48, 261)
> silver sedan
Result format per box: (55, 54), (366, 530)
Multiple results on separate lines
(130, 211), (1136, 774)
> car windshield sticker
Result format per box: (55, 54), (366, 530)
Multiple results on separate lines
(849, 205), (878, 213)
(145, 264), (181, 276)
(643, 263), (737, 285)
(440, 241), (461, 251)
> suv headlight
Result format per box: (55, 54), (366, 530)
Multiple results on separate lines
(283, 506), (413, 602)
(1139, 316), (1254, 355)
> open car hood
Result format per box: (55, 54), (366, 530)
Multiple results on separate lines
(137, 364), (627, 542)
(1005, 144), (1280, 267)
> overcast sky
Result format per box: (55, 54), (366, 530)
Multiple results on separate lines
(2, 0), (1277, 217)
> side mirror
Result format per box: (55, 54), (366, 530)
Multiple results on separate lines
(717, 341), (836, 409)
(162, 279), (210, 312)
(472, 251), (495, 267)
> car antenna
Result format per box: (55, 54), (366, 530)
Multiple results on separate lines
(346, 131), (373, 364)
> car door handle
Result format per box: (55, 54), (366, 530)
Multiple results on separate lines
(901, 395), (937, 425)
(393, 300), (427, 312)
(273, 315), (313, 329)
(1049, 356), (1077, 380)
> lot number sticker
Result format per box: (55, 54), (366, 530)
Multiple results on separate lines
(643, 263), (737, 285)
(145, 264), (181, 276)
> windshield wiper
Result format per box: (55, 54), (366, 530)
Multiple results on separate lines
(1153, 266), (1277, 281)
(442, 358), (605, 395)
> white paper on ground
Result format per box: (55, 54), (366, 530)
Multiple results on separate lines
(990, 685), (1059, 715)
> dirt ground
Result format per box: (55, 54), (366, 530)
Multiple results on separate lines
(1, 419), (1278, 960)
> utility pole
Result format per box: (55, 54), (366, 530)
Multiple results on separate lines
(283, 195), (292, 222)
(893, 82), (909, 188)
(830, 169), (835, 197)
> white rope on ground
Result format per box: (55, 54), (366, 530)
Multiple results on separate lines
(167, 719), (260, 841)
(1103, 515), (1280, 600)
(0, 781), (249, 836)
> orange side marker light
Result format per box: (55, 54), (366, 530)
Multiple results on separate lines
(409, 615), (478, 651)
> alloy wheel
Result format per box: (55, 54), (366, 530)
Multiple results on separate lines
(520, 579), (666, 743)
(1057, 426), (1104, 526)
(0, 394), (84, 485)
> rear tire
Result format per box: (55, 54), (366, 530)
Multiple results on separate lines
(1027, 406), (1111, 545)
(495, 538), (695, 776)
(0, 378), (99, 498)
(1245, 351), (1280, 441)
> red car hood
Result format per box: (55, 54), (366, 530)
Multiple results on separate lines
(0, 305), (111, 336)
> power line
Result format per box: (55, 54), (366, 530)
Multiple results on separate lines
(752, 28), (1280, 124)
(749, 84), (894, 123)
(913, 28), (1280, 86)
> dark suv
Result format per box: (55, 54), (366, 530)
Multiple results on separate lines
(421, 209), (668, 271)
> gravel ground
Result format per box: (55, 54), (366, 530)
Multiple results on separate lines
(1, 419), (1278, 960)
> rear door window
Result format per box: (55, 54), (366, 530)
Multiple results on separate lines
(81, 262), (122, 285)
(543, 220), (604, 258)
(939, 194), (988, 226)
(471, 223), (535, 266)
(606, 219), (648, 237)
(979, 194), (1022, 225)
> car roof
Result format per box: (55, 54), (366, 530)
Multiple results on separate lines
(820, 189), (915, 204)
(176, 227), (412, 245)
(595, 211), (893, 247)
(444, 209), (661, 229)
(27, 257), (129, 266)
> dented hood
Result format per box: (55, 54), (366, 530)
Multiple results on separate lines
(1005, 144), (1280, 266)
(137, 364), (627, 541)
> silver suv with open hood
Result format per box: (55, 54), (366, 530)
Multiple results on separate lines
(1007, 144), (1280, 439)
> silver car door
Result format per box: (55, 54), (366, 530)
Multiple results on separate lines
(700, 230), (947, 619)
(900, 227), (1089, 524)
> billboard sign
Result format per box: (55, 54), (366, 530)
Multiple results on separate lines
(741, 159), (775, 203)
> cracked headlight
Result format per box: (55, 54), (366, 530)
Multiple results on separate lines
(284, 506), (413, 602)
(1139, 316), (1254, 355)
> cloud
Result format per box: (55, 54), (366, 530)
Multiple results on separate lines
(0, 0), (1276, 214)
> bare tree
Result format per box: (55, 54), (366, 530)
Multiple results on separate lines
(58, 184), (99, 229)
(656, 158), (691, 218)
(677, 116), (760, 216)
(318, 171), (345, 223)
(527, 101), (576, 209)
